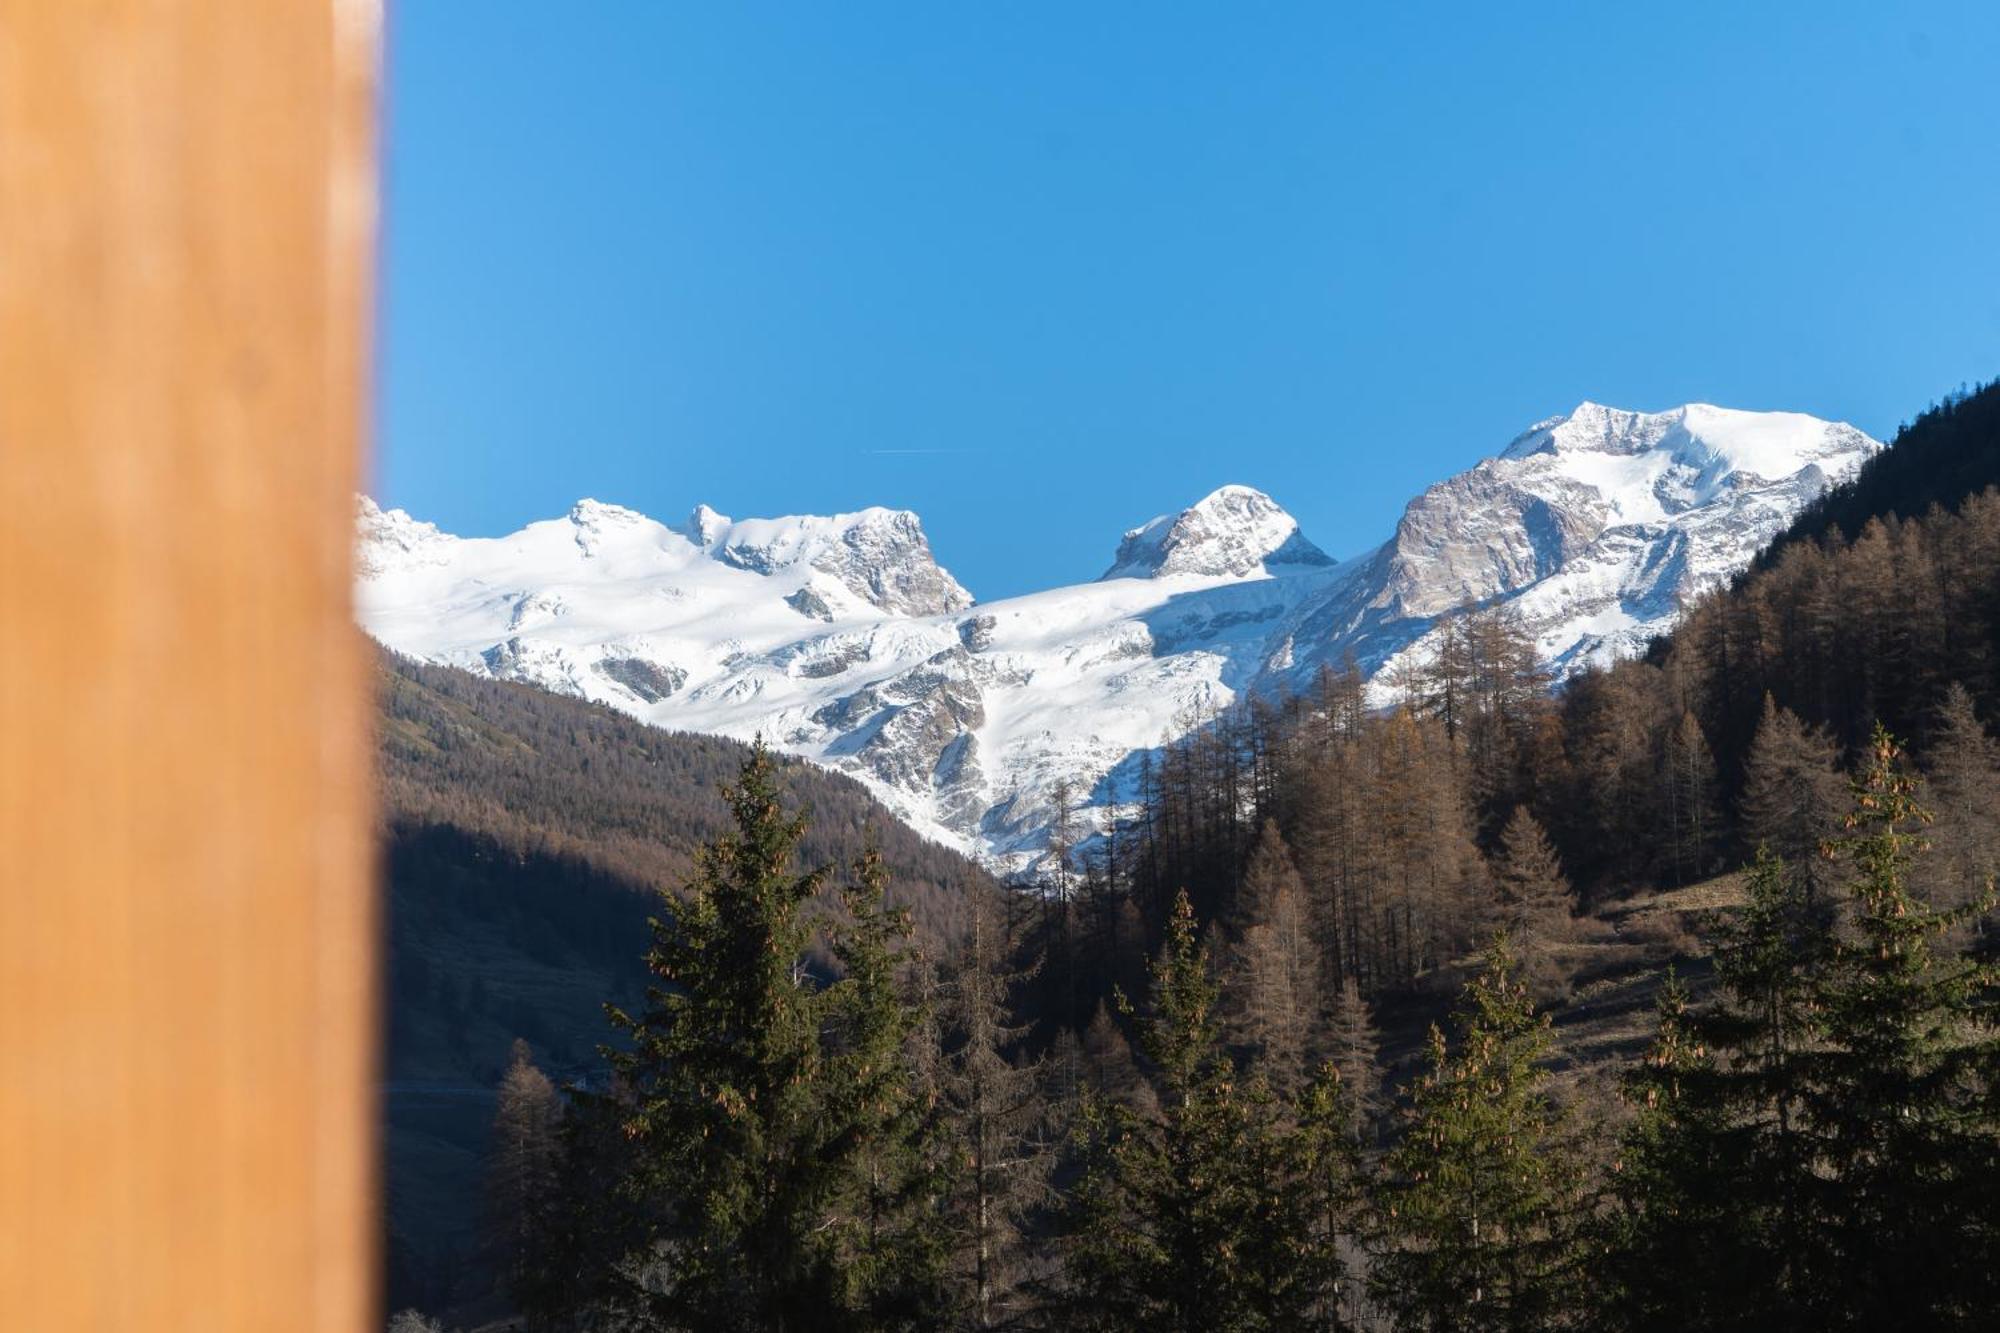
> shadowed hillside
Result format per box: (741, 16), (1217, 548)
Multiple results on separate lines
(1754, 377), (2000, 572)
(376, 651), (999, 1314)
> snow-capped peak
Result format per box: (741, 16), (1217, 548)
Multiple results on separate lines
(1501, 401), (1875, 479)
(681, 503), (732, 551)
(355, 495), (455, 578)
(566, 497), (657, 557)
(356, 400), (1879, 877)
(1102, 484), (1334, 581)
(1379, 400), (1880, 620)
(689, 506), (974, 616)
(569, 497), (644, 524)
(358, 493), (436, 539)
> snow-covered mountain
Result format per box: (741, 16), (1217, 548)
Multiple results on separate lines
(358, 402), (1879, 871)
(1103, 484), (1335, 580)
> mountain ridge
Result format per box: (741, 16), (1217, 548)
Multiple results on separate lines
(359, 401), (1879, 871)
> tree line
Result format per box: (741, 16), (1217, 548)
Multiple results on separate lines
(414, 381), (2000, 1329)
(460, 717), (2000, 1331)
(1100, 483), (2000, 998)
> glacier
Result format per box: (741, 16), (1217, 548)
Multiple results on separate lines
(358, 402), (1879, 873)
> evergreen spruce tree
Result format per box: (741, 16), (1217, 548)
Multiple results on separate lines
(1613, 846), (1839, 1331)
(1371, 936), (1578, 1333)
(1804, 728), (2000, 1327)
(936, 888), (1051, 1329)
(1294, 1062), (1370, 1331)
(826, 842), (952, 1328)
(1601, 730), (2000, 1333)
(1063, 891), (1342, 1331)
(1599, 970), (1777, 1332)
(600, 745), (944, 1331)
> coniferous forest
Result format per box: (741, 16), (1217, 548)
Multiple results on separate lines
(395, 380), (2000, 1331)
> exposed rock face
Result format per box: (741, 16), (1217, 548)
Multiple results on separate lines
(357, 402), (1878, 873)
(354, 495), (451, 578)
(1103, 484), (1334, 580)
(689, 505), (972, 617)
(1350, 402), (1882, 676)
(1378, 474), (1599, 618)
(785, 586), (836, 622)
(599, 656), (687, 703)
(957, 614), (998, 652)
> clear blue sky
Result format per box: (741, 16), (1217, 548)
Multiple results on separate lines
(377, 2), (2000, 600)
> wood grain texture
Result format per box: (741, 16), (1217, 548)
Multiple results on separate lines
(0, 2), (380, 1327)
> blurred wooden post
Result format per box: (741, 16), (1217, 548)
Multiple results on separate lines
(0, 2), (380, 1329)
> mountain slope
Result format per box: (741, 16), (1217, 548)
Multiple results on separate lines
(380, 648), (995, 1068)
(1752, 377), (2000, 573)
(378, 650), (1002, 1311)
(360, 402), (1878, 870)
(1334, 401), (1881, 680)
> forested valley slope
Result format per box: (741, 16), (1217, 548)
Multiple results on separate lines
(388, 379), (2000, 1332)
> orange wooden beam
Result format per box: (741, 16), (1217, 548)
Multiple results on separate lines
(0, 2), (381, 1328)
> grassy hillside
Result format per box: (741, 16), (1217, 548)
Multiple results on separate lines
(1366, 874), (1735, 1149)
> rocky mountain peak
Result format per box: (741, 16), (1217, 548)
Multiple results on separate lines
(624, 503), (969, 617)
(355, 495), (453, 578)
(1500, 401), (1675, 461)
(565, 497), (650, 548)
(1380, 401), (1881, 620)
(568, 497), (643, 524)
(356, 402), (1879, 875)
(694, 506), (972, 617)
(681, 503), (732, 550)
(1101, 484), (1333, 581)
